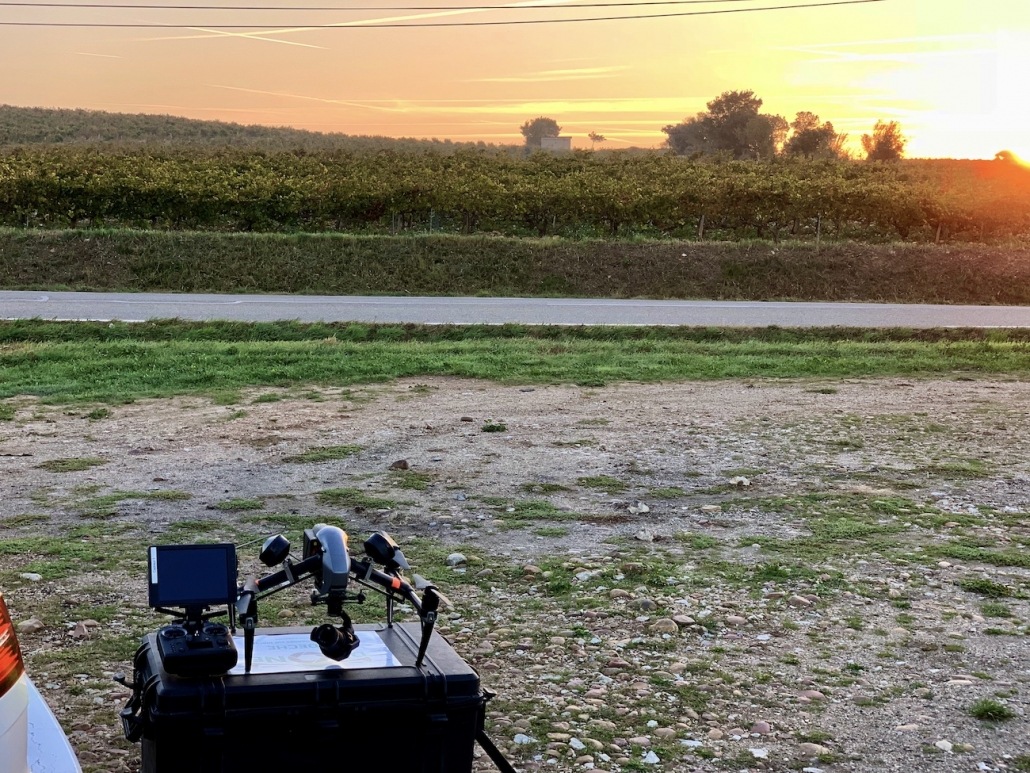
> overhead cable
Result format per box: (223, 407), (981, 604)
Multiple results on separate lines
(0, 0), (887, 26)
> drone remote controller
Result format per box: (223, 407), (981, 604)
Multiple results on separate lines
(156, 623), (238, 677)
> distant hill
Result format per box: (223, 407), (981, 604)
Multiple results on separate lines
(0, 104), (514, 153)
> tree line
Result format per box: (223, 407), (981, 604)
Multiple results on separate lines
(523, 90), (906, 161)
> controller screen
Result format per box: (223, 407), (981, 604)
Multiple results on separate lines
(148, 544), (237, 608)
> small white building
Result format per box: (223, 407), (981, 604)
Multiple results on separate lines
(540, 136), (572, 152)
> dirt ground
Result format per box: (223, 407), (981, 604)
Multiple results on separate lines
(2, 376), (1029, 772)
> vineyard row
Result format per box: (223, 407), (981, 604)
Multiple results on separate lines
(2, 148), (1028, 242)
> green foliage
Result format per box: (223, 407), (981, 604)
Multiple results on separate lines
(957, 577), (1011, 597)
(36, 457), (107, 472)
(576, 475), (628, 494)
(519, 117), (561, 148)
(784, 112), (849, 160)
(0, 104), (508, 153)
(521, 482), (570, 494)
(862, 120), (907, 162)
(1, 145), (1028, 243)
(968, 698), (1016, 721)
(212, 498), (264, 511)
(389, 470), (434, 490)
(501, 499), (569, 523)
(315, 488), (397, 510)
(284, 445), (362, 463)
(676, 532), (719, 550)
(663, 90), (786, 160)
(980, 602), (1013, 618)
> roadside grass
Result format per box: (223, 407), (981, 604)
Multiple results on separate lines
(0, 321), (1029, 402)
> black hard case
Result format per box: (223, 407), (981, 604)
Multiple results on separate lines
(133, 623), (486, 773)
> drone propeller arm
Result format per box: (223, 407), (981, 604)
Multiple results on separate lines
(348, 557), (422, 612)
(252, 554), (323, 597)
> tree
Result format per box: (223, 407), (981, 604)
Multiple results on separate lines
(662, 90), (786, 159)
(861, 120), (906, 162)
(520, 117), (561, 148)
(783, 111), (849, 159)
(588, 131), (606, 150)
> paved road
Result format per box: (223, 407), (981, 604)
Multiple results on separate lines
(2, 290), (1030, 327)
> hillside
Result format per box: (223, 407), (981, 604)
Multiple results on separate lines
(0, 104), (513, 153)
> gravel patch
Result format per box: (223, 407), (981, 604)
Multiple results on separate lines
(1, 377), (1028, 772)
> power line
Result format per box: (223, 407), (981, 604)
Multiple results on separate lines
(0, 0), (776, 9)
(0, 0), (887, 26)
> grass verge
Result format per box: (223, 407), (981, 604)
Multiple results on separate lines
(3, 229), (1030, 304)
(0, 321), (1028, 403)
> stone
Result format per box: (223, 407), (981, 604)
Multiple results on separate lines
(707, 729), (724, 740)
(628, 737), (651, 747)
(895, 724), (919, 732)
(634, 529), (655, 542)
(628, 501), (650, 515)
(642, 751), (660, 764)
(934, 740), (953, 753)
(69, 621), (90, 639)
(788, 595), (813, 607)
(18, 573), (43, 582)
(798, 690), (826, 701)
(672, 615), (696, 626)
(650, 619), (679, 635)
(513, 734), (535, 745)
(630, 598), (658, 612)
(17, 618), (44, 634)
(798, 742), (830, 756)
(725, 615), (747, 627)
(445, 553), (467, 567)
(750, 748), (769, 759)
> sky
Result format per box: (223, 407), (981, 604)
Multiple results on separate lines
(1, 0), (1029, 158)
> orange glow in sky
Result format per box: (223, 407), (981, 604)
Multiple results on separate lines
(2, 0), (1028, 157)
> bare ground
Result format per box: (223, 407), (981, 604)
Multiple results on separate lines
(2, 377), (1029, 772)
